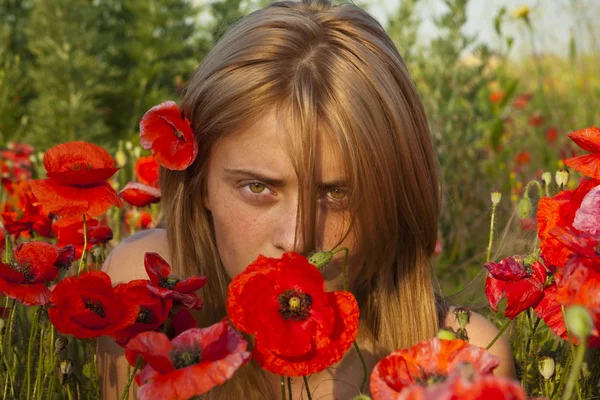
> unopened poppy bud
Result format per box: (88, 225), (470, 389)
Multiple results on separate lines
(512, 5), (530, 20)
(60, 359), (73, 375)
(517, 196), (532, 219)
(115, 149), (127, 167)
(37, 151), (44, 162)
(453, 307), (472, 330)
(437, 328), (457, 340)
(541, 172), (552, 186)
(308, 250), (334, 269)
(555, 169), (570, 188)
(125, 140), (134, 151)
(491, 190), (502, 206)
(538, 356), (555, 379)
(91, 245), (103, 261)
(29, 154), (37, 164)
(55, 336), (69, 353)
(133, 146), (142, 158)
(565, 305), (594, 341)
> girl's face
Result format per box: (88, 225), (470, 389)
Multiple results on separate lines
(203, 110), (360, 290)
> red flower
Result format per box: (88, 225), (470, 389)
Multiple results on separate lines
(167, 308), (198, 339)
(484, 256), (547, 319)
(369, 338), (500, 400)
(546, 126), (558, 143)
(48, 271), (139, 339)
(145, 252), (207, 309)
(119, 182), (161, 207)
(125, 318), (250, 400)
(112, 280), (173, 346)
(0, 180), (52, 238)
(537, 177), (600, 268)
(139, 101), (198, 171)
(1, 142), (34, 167)
(489, 91), (505, 104)
(125, 210), (153, 232)
(513, 93), (533, 109)
(53, 217), (113, 259)
(564, 127), (600, 180)
(0, 241), (75, 306)
(528, 112), (544, 127)
(30, 141), (123, 219)
(135, 156), (160, 187)
(533, 283), (570, 342)
(519, 217), (537, 232)
(227, 252), (360, 376)
(515, 151), (531, 165)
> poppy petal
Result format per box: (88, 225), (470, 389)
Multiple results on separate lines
(119, 182), (161, 207)
(43, 141), (117, 173)
(567, 126), (600, 153)
(125, 331), (174, 373)
(173, 276), (208, 294)
(564, 154), (600, 181)
(47, 168), (119, 186)
(144, 252), (172, 286)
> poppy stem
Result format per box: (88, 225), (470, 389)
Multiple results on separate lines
(561, 305), (583, 399)
(120, 357), (143, 400)
(25, 307), (40, 399)
(3, 235), (9, 263)
(331, 247), (350, 291)
(302, 376), (312, 400)
(486, 203), (497, 263)
(353, 341), (368, 393)
(485, 318), (512, 350)
(287, 377), (292, 400)
(280, 376), (285, 400)
(562, 342), (586, 400)
(77, 214), (88, 276)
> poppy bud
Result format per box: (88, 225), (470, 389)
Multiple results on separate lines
(437, 328), (457, 340)
(125, 140), (134, 151)
(512, 5), (530, 20)
(29, 154), (37, 164)
(491, 190), (502, 206)
(133, 146), (142, 158)
(37, 151), (44, 162)
(538, 356), (555, 379)
(565, 305), (594, 341)
(60, 359), (73, 376)
(115, 149), (127, 168)
(555, 169), (570, 188)
(517, 196), (532, 219)
(55, 336), (69, 353)
(308, 250), (334, 269)
(541, 172), (552, 186)
(91, 245), (103, 261)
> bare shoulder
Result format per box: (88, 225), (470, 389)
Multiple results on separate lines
(102, 228), (170, 284)
(444, 305), (517, 379)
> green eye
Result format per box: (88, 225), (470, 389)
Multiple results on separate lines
(327, 188), (347, 200)
(249, 182), (267, 193)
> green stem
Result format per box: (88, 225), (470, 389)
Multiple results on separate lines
(26, 308), (40, 400)
(120, 358), (143, 400)
(332, 247), (349, 291)
(353, 341), (368, 393)
(77, 214), (88, 276)
(32, 323), (45, 399)
(486, 318), (512, 350)
(561, 306), (582, 400)
(303, 376), (312, 400)
(3, 236), (9, 263)
(65, 384), (73, 400)
(486, 203), (497, 262)
(280, 376), (285, 400)
(525, 180), (544, 200)
(562, 342), (586, 400)
(287, 377), (292, 400)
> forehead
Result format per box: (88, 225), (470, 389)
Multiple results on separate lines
(211, 109), (345, 179)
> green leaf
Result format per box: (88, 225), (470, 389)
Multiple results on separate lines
(494, 7), (506, 37)
(498, 78), (519, 109)
(490, 118), (505, 151)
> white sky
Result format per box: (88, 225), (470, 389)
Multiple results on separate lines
(196, 0), (600, 58)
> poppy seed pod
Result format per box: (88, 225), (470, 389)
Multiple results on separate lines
(308, 250), (335, 269)
(491, 190), (502, 206)
(541, 172), (552, 186)
(538, 356), (555, 379)
(555, 169), (570, 188)
(565, 305), (594, 341)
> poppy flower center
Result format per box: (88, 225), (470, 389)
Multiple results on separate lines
(71, 163), (93, 170)
(278, 289), (312, 321)
(160, 275), (180, 290)
(416, 374), (447, 386)
(172, 127), (185, 140)
(135, 307), (154, 324)
(170, 343), (202, 369)
(84, 299), (105, 317)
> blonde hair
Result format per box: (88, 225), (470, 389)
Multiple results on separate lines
(159, 0), (444, 397)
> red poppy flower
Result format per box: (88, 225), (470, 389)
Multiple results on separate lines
(53, 217), (113, 259)
(125, 210), (153, 232)
(564, 126), (600, 180)
(135, 156), (160, 187)
(528, 112), (544, 127)
(29, 141), (123, 219)
(489, 91), (505, 104)
(0, 241), (75, 306)
(119, 182), (161, 207)
(139, 101), (198, 171)
(48, 271), (139, 339)
(125, 318), (250, 400)
(0, 180), (52, 238)
(513, 93), (533, 109)
(515, 151), (531, 165)
(1, 142), (34, 167)
(167, 308), (198, 339)
(369, 338), (500, 400)
(112, 279), (173, 346)
(533, 283), (569, 342)
(546, 126), (558, 143)
(484, 256), (547, 319)
(227, 252), (360, 377)
(519, 217), (537, 232)
(537, 177), (600, 268)
(145, 252), (207, 309)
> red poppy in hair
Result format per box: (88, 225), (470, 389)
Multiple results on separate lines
(135, 155), (160, 187)
(484, 256), (547, 319)
(0, 241), (75, 306)
(369, 338), (501, 400)
(144, 252), (207, 309)
(564, 127), (600, 180)
(125, 318), (250, 400)
(48, 271), (139, 339)
(29, 141), (122, 219)
(227, 252), (360, 377)
(139, 101), (198, 171)
(119, 182), (161, 207)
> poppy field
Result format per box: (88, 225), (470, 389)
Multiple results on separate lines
(1, 0), (600, 399)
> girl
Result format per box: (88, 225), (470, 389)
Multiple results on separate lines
(97, 0), (515, 398)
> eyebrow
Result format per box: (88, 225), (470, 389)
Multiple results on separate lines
(223, 168), (350, 189)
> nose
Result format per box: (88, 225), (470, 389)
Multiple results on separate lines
(272, 197), (307, 255)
